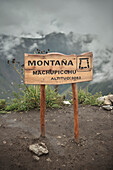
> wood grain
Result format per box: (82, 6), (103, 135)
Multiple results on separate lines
(40, 85), (45, 137)
(72, 83), (79, 143)
(24, 52), (93, 85)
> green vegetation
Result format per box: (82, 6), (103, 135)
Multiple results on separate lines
(4, 85), (62, 111)
(0, 99), (7, 110)
(70, 88), (103, 106)
(0, 86), (103, 112)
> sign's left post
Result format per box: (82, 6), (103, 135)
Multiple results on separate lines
(40, 85), (45, 137)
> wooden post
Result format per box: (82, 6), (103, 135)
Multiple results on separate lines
(40, 85), (45, 137)
(72, 83), (79, 143)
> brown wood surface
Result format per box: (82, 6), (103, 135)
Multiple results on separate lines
(40, 85), (45, 137)
(25, 53), (77, 71)
(72, 83), (79, 143)
(24, 52), (93, 85)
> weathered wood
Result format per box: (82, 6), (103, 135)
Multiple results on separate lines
(24, 52), (93, 85)
(24, 53), (77, 70)
(40, 85), (45, 137)
(25, 70), (93, 85)
(72, 83), (79, 143)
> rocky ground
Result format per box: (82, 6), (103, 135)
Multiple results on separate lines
(0, 105), (113, 170)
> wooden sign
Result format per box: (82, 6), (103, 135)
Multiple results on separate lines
(24, 52), (93, 85)
(24, 52), (93, 143)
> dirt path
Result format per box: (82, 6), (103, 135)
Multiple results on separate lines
(0, 105), (113, 170)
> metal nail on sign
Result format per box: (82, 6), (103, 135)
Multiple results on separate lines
(24, 52), (93, 143)
(24, 52), (93, 84)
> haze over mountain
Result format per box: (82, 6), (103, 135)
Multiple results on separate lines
(0, 32), (113, 99)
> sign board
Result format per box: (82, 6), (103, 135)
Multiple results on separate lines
(24, 52), (93, 85)
(24, 51), (93, 143)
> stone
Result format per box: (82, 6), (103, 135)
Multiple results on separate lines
(62, 101), (71, 105)
(57, 136), (62, 139)
(29, 142), (48, 156)
(82, 136), (87, 141)
(33, 155), (40, 161)
(57, 142), (61, 146)
(97, 96), (105, 103)
(52, 119), (56, 122)
(108, 95), (113, 103)
(46, 158), (52, 162)
(97, 95), (113, 105)
(3, 140), (6, 144)
(87, 119), (93, 122)
(104, 96), (112, 105)
(102, 105), (113, 111)
(60, 144), (65, 147)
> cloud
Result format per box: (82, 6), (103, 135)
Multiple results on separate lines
(68, 32), (113, 83)
(0, 36), (24, 59)
(7, 54), (14, 60)
(29, 43), (38, 52)
(0, 0), (112, 45)
(85, 39), (113, 83)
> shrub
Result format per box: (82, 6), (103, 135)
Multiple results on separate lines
(70, 88), (103, 106)
(45, 85), (62, 108)
(0, 99), (7, 110)
(5, 85), (62, 111)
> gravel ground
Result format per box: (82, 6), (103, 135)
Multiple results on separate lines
(0, 105), (113, 170)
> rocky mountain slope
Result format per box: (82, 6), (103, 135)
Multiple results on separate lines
(0, 32), (113, 99)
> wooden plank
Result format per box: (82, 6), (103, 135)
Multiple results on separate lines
(25, 69), (93, 84)
(24, 52), (93, 85)
(25, 53), (77, 71)
(40, 85), (45, 137)
(72, 83), (79, 143)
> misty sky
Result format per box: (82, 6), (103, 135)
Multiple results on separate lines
(0, 0), (113, 44)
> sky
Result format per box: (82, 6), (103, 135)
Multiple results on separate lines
(0, 0), (113, 45)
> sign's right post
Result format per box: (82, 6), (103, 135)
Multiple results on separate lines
(72, 83), (79, 143)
